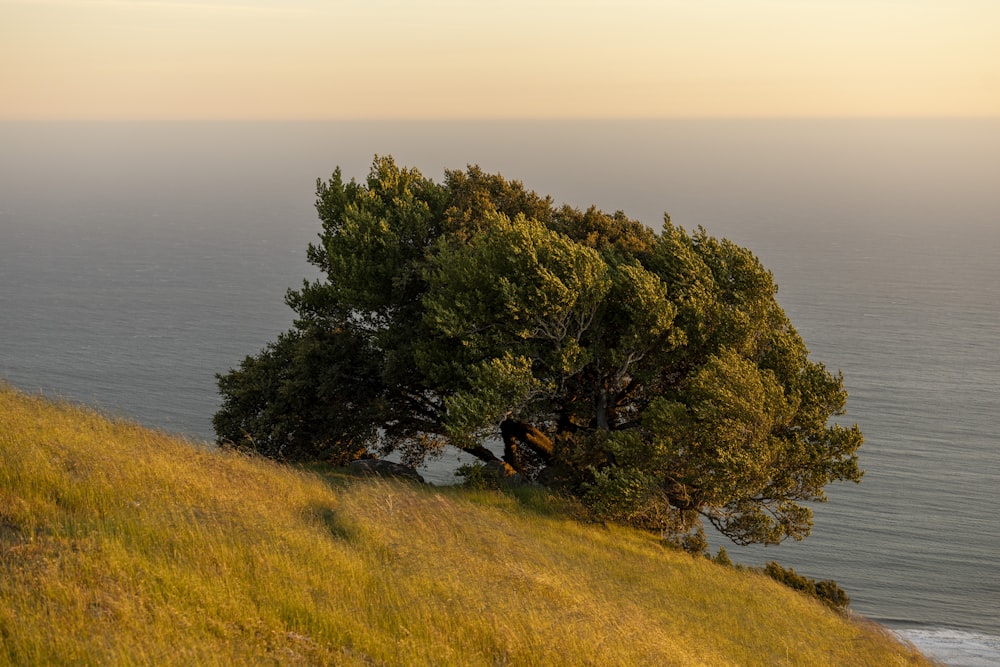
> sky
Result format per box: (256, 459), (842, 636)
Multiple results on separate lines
(2, 0), (998, 120)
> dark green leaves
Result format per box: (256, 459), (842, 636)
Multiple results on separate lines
(215, 156), (864, 547)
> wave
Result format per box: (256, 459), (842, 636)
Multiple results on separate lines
(891, 627), (1000, 667)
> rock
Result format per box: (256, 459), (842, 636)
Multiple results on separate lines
(348, 459), (426, 484)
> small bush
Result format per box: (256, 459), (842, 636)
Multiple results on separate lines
(679, 528), (710, 556)
(712, 546), (734, 567)
(763, 561), (850, 611)
(456, 462), (505, 490)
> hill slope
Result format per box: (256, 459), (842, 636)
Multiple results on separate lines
(0, 384), (931, 666)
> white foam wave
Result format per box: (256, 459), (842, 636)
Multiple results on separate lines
(892, 628), (1000, 667)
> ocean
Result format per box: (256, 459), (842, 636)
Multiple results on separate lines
(1, 119), (998, 666)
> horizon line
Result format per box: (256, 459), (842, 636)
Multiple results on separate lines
(3, 114), (999, 123)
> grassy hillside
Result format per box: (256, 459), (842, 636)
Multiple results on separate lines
(0, 384), (931, 666)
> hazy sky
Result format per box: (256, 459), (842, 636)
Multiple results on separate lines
(2, 0), (998, 120)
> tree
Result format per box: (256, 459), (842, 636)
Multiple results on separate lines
(214, 156), (864, 547)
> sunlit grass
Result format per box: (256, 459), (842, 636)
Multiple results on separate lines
(0, 383), (932, 666)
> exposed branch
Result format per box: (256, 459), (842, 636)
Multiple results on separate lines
(461, 442), (505, 466)
(500, 418), (556, 472)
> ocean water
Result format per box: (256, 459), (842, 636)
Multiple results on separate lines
(1, 120), (997, 665)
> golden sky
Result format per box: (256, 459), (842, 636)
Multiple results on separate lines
(2, 0), (998, 120)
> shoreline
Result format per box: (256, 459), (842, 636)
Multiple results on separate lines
(889, 626), (1000, 667)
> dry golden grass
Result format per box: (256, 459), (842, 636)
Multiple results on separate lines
(0, 383), (933, 666)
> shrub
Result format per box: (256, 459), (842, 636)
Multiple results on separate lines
(712, 546), (734, 567)
(763, 561), (850, 611)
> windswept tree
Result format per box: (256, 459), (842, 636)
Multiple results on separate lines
(215, 156), (863, 547)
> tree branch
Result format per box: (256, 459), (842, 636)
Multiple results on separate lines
(500, 418), (556, 472)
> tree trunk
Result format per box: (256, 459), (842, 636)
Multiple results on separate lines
(594, 388), (610, 430)
(664, 481), (699, 511)
(500, 419), (556, 472)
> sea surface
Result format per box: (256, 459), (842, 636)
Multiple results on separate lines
(1, 119), (998, 666)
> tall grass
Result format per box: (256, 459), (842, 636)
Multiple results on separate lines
(0, 384), (932, 666)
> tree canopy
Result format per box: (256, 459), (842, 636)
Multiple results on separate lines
(214, 156), (863, 547)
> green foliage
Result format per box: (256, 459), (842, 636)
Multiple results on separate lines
(676, 527), (711, 556)
(215, 155), (864, 547)
(712, 546), (734, 567)
(763, 561), (851, 612)
(213, 326), (380, 463)
(455, 462), (506, 490)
